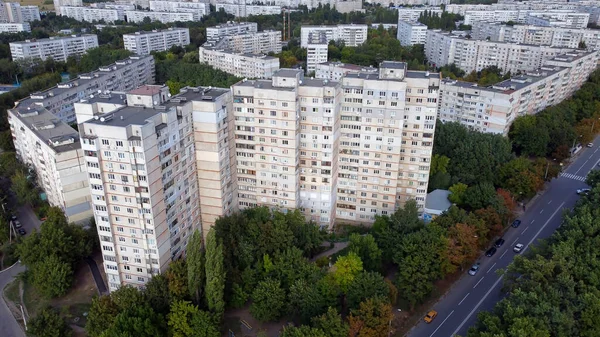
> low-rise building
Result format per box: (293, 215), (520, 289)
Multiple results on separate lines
(0, 22), (30, 33)
(198, 46), (280, 79)
(397, 20), (427, 46)
(423, 189), (451, 222)
(314, 61), (377, 81)
(301, 24), (368, 48)
(124, 28), (190, 55)
(10, 34), (99, 62)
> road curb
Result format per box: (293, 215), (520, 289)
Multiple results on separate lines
(0, 261), (20, 274)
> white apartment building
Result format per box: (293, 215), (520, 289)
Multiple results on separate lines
(77, 85), (202, 291)
(300, 24), (368, 48)
(124, 10), (194, 23)
(204, 30), (282, 54)
(0, 2), (40, 23)
(209, 0), (361, 13)
(366, 0), (449, 5)
(438, 50), (598, 135)
(10, 55), (154, 124)
(148, 0), (206, 20)
(397, 20), (427, 46)
(8, 106), (92, 223)
(463, 9), (590, 28)
(10, 34), (99, 62)
(396, 7), (443, 23)
(0, 22), (30, 33)
(54, 0), (82, 15)
(314, 61), (377, 81)
(231, 63), (440, 227)
(59, 6), (124, 23)
(306, 42), (328, 74)
(471, 22), (600, 50)
(90, 2), (135, 11)
(214, 4), (281, 18)
(199, 46), (280, 79)
(425, 30), (573, 74)
(206, 22), (258, 42)
(124, 28), (190, 55)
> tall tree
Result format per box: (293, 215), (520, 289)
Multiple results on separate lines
(312, 307), (349, 337)
(167, 300), (218, 337)
(348, 233), (382, 273)
(331, 252), (363, 293)
(204, 228), (225, 317)
(347, 298), (393, 337)
(186, 230), (205, 304)
(167, 259), (188, 301)
(346, 271), (390, 310)
(86, 296), (119, 337)
(28, 307), (73, 337)
(250, 278), (286, 322)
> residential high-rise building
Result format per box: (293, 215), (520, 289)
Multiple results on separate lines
(198, 46), (280, 79)
(148, 0), (207, 20)
(77, 85), (202, 291)
(206, 22), (258, 42)
(425, 30), (574, 73)
(12, 55), (155, 124)
(203, 30), (282, 55)
(10, 34), (99, 62)
(53, 0), (82, 15)
(0, 22), (30, 33)
(396, 7), (443, 23)
(124, 10), (196, 23)
(306, 33), (329, 74)
(314, 62), (377, 81)
(300, 24), (368, 48)
(0, 2), (40, 23)
(397, 20), (427, 46)
(214, 4), (281, 18)
(59, 6), (124, 23)
(123, 28), (190, 55)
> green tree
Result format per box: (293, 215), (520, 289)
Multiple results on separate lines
(348, 233), (382, 272)
(509, 115), (551, 157)
(373, 200), (424, 262)
(100, 305), (166, 337)
(347, 271), (390, 310)
(167, 300), (218, 337)
(143, 274), (171, 316)
(11, 170), (37, 205)
(586, 170), (600, 188)
(280, 326), (327, 337)
(311, 307), (349, 337)
(86, 296), (119, 337)
(31, 254), (73, 298)
(347, 298), (393, 337)
(331, 252), (363, 293)
(28, 306), (72, 337)
(204, 228), (225, 316)
(289, 278), (333, 323)
(250, 278), (286, 322)
(448, 183), (468, 205)
(186, 230), (205, 304)
(0, 152), (20, 177)
(463, 182), (497, 210)
(430, 154), (450, 176)
(167, 259), (188, 301)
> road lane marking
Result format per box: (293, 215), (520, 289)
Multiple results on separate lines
(575, 159), (589, 175)
(547, 200), (552, 204)
(458, 293), (470, 306)
(512, 238), (519, 246)
(500, 250), (507, 259)
(590, 158), (600, 175)
(522, 226), (529, 234)
(450, 202), (566, 337)
(429, 310), (454, 337)
(531, 220), (535, 224)
(473, 277), (484, 289)
(487, 263), (497, 274)
(539, 209), (544, 214)
(590, 155), (594, 159)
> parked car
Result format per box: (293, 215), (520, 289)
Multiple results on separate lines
(511, 219), (522, 228)
(513, 243), (524, 253)
(485, 247), (497, 257)
(577, 188), (591, 195)
(424, 310), (438, 323)
(10, 215), (17, 221)
(17, 228), (26, 236)
(494, 238), (505, 248)
(13, 221), (21, 228)
(587, 143), (593, 148)
(468, 263), (480, 276)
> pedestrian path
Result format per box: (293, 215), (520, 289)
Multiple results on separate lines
(560, 172), (586, 182)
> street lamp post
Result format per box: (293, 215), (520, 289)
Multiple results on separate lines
(591, 118), (600, 133)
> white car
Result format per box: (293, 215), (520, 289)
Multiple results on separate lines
(513, 243), (524, 253)
(577, 188), (591, 195)
(587, 143), (593, 148)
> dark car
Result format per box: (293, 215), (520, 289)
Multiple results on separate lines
(485, 247), (497, 257)
(13, 221), (22, 229)
(10, 215), (17, 221)
(494, 238), (505, 248)
(18, 228), (26, 236)
(511, 219), (522, 228)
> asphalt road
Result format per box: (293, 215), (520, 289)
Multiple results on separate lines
(407, 136), (600, 337)
(0, 263), (26, 337)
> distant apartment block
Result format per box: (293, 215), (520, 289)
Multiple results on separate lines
(54, 0), (83, 15)
(425, 30), (573, 74)
(300, 24), (368, 48)
(438, 51), (598, 135)
(214, 4), (281, 18)
(10, 34), (99, 62)
(0, 22), (30, 33)
(59, 6), (124, 23)
(10, 55), (154, 124)
(210, 0), (361, 13)
(8, 107), (92, 223)
(124, 10), (195, 23)
(471, 22), (600, 50)
(199, 46), (280, 79)
(397, 21), (427, 46)
(0, 2), (40, 23)
(203, 30), (282, 55)
(306, 32), (328, 74)
(124, 28), (190, 55)
(463, 9), (590, 28)
(314, 61), (377, 81)
(206, 22), (258, 42)
(366, 0), (448, 5)
(396, 7), (443, 23)
(148, 0), (206, 20)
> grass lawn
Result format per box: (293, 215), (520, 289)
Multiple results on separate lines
(16, 0), (54, 10)
(4, 279), (20, 305)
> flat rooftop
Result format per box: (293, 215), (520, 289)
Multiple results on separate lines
(234, 79), (295, 91)
(10, 107), (80, 154)
(128, 84), (165, 96)
(10, 34), (97, 45)
(124, 28), (188, 36)
(318, 62), (377, 72)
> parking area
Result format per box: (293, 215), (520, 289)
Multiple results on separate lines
(9, 205), (42, 238)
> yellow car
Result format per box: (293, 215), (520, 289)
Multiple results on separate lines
(424, 310), (438, 323)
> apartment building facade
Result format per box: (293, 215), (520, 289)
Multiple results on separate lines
(198, 46), (280, 79)
(124, 10), (194, 23)
(10, 34), (99, 62)
(206, 22), (258, 42)
(77, 85), (202, 291)
(59, 6), (124, 23)
(0, 2), (39, 23)
(306, 33), (329, 74)
(425, 30), (573, 74)
(54, 0), (83, 15)
(214, 4), (281, 18)
(397, 21), (427, 46)
(437, 51), (598, 135)
(148, 1), (206, 20)
(396, 7), (443, 23)
(0, 22), (30, 33)
(204, 30), (282, 55)
(124, 28), (190, 55)
(8, 107), (92, 223)
(300, 24), (368, 48)
(463, 9), (590, 28)
(315, 62), (377, 81)
(209, 0), (361, 13)
(12, 55), (155, 124)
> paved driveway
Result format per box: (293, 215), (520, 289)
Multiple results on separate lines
(0, 263), (26, 337)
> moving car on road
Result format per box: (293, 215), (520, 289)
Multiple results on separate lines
(485, 247), (497, 257)
(587, 143), (593, 148)
(513, 243), (524, 253)
(468, 263), (480, 276)
(494, 238), (505, 248)
(511, 219), (522, 228)
(424, 310), (437, 323)
(577, 188), (591, 195)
